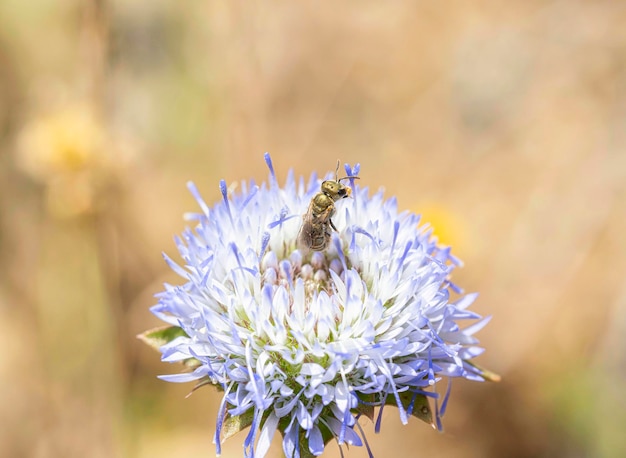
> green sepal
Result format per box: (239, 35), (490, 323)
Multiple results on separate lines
(137, 325), (189, 349)
(357, 391), (433, 426)
(276, 420), (335, 458)
(466, 361), (501, 382)
(355, 393), (376, 422)
(296, 433), (316, 458)
(386, 391), (433, 426)
(186, 376), (222, 398)
(222, 409), (255, 442)
(137, 325), (200, 368)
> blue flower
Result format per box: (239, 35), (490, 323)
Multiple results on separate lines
(147, 153), (495, 457)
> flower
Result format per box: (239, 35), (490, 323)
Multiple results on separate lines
(15, 102), (135, 217)
(16, 103), (106, 179)
(144, 153), (497, 458)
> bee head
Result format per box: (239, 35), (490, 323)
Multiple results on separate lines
(321, 180), (352, 201)
(320, 161), (360, 201)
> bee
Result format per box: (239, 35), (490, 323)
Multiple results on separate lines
(297, 162), (359, 252)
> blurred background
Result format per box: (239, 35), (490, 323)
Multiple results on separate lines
(1, 0), (625, 457)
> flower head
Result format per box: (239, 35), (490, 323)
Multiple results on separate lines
(144, 153), (497, 457)
(16, 102), (134, 217)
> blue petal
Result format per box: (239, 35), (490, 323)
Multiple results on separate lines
(256, 412), (279, 458)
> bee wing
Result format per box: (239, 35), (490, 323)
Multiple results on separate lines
(297, 217), (317, 251)
(297, 202), (331, 251)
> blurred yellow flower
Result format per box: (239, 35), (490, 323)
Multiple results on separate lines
(17, 104), (106, 179)
(414, 202), (466, 253)
(16, 103), (131, 218)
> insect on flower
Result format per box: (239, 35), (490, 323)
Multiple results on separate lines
(297, 161), (360, 252)
(141, 154), (500, 458)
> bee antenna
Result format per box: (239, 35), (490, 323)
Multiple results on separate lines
(332, 160), (360, 182)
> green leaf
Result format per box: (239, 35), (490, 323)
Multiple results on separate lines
(137, 325), (189, 350)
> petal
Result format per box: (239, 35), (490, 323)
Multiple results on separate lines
(256, 412), (279, 458)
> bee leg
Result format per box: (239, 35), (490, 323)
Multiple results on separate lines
(329, 219), (338, 232)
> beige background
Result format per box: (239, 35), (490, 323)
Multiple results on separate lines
(1, 1), (625, 457)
